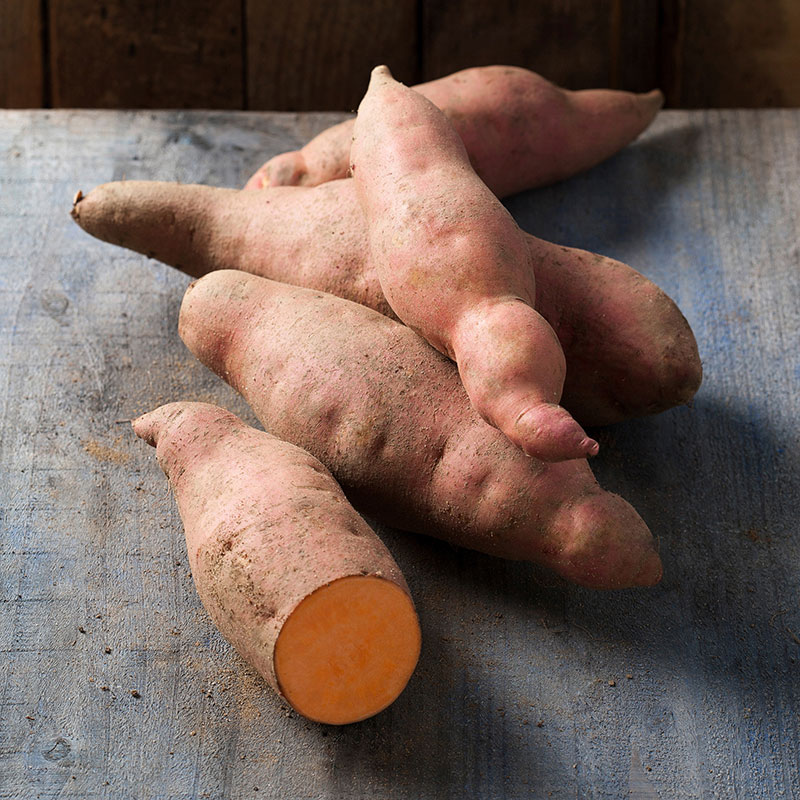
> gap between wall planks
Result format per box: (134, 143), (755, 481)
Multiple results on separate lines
(2, 2), (800, 110)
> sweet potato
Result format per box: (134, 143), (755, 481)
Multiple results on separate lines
(245, 65), (663, 198)
(177, 271), (662, 590)
(71, 179), (702, 426)
(133, 401), (421, 725)
(351, 65), (597, 462)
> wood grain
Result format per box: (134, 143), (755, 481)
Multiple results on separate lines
(422, 0), (616, 88)
(245, 0), (418, 111)
(662, 0), (800, 107)
(0, 0), (44, 107)
(5, 1), (800, 110)
(611, 0), (660, 91)
(422, 0), (661, 93)
(1, 108), (799, 798)
(48, 0), (244, 108)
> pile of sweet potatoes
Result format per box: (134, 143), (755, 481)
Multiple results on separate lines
(73, 65), (701, 724)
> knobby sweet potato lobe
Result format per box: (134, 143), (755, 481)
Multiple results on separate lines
(178, 272), (663, 590)
(351, 65), (598, 462)
(245, 65), (663, 198)
(71, 179), (702, 425)
(132, 401), (421, 725)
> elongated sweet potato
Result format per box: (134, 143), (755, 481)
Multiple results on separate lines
(245, 65), (663, 198)
(133, 401), (421, 725)
(71, 179), (702, 426)
(351, 65), (597, 462)
(177, 271), (662, 590)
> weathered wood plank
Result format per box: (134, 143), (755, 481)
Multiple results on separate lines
(0, 108), (799, 799)
(48, 0), (244, 108)
(7, 3), (800, 111)
(662, 0), (800, 107)
(0, 0), (44, 107)
(245, 0), (418, 111)
(611, 0), (660, 91)
(422, 0), (650, 90)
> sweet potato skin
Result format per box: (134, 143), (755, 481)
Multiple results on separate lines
(178, 271), (663, 590)
(132, 401), (418, 721)
(351, 65), (596, 461)
(245, 65), (663, 197)
(71, 179), (702, 425)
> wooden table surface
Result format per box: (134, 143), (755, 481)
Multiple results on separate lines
(1, 109), (798, 800)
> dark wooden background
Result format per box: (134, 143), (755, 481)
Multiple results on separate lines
(3, 0), (800, 111)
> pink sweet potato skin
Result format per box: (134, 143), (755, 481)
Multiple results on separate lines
(245, 65), (663, 198)
(132, 401), (410, 698)
(351, 65), (596, 462)
(71, 179), (702, 426)
(178, 271), (663, 590)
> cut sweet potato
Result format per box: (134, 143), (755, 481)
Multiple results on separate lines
(275, 576), (420, 724)
(133, 401), (421, 724)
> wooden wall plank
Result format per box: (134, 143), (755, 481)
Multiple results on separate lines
(48, 0), (244, 108)
(612, 0), (660, 92)
(656, 0), (684, 108)
(422, 0), (622, 89)
(0, 0), (44, 107)
(665, 0), (800, 107)
(246, 0), (418, 112)
(9, 2), (800, 110)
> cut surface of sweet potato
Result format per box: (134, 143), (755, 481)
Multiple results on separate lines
(274, 576), (421, 725)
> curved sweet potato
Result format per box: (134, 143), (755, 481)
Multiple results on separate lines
(177, 271), (663, 590)
(246, 65), (663, 198)
(71, 179), (702, 426)
(351, 65), (596, 461)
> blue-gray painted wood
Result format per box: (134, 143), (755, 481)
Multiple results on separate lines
(1, 109), (798, 800)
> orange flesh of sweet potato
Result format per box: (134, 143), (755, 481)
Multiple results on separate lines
(245, 65), (663, 198)
(177, 272), (663, 590)
(275, 576), (420, 725)
(71, 179), (702, 426)
(351, 65), (598, 462)
(132, 401), (421, 725)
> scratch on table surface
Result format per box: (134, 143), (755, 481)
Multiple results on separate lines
(74, 323), (106, 398)
(629, 745), (659, 799)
